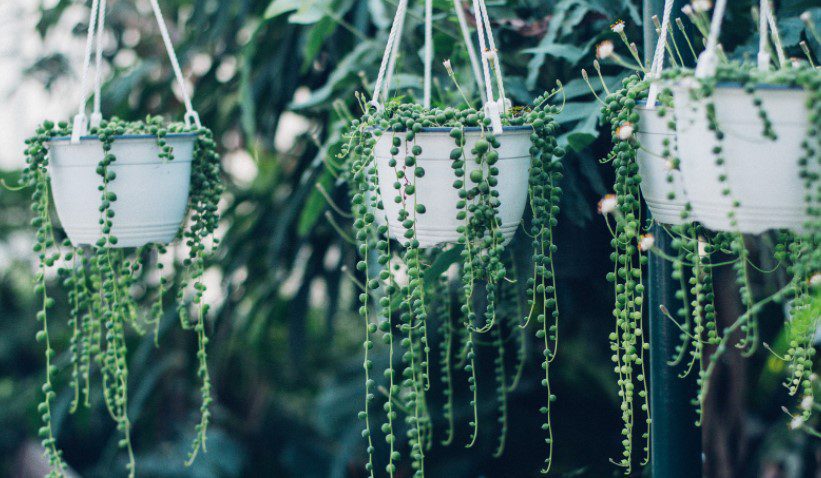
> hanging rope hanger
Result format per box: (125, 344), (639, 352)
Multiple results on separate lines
(71, 0), (201, 143)
(370, 0), (509, 133)
(645, 0), (674, 108)
(695, 0), (779, 80)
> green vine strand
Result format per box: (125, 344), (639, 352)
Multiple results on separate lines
(21, 116), (222, 477)
(338, 86), (565, 476)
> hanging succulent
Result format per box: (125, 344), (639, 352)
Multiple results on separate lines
(593, 1), (820, 470)
(667, 0), (820, 433)
(20, 116), (222, 478)
(671, 59), (821, 426)
(336, 89), (565, 476)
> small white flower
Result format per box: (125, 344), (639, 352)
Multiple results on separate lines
(681, 5), (693, 15)
(611, 20), (625, 34)
(790, 57), (803, 69)
(596, 40), (614, 60)
(789, 415), (805, 430)
(811, 273), (821, 288)
(692, 0), (713, 13)
(616, 122), (635, 140)
(800, 395), (814, 411)
(665, 159), (676, 171)
(443, 59), (454, 75)
(801, 11), (812, 23)
(639, 234), (656, 252)
(598, 194), (618, 215)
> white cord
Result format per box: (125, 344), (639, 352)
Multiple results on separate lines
(91, 0), (107, 128)
(471, 0), (502, 132)
(695, 0), (728, 78)
(764, 1), (786, 69)
(382, 1), (407, 103)
(646, 0), (673, 108)
(148, 0), (200, 127)
(372, 0), (508, 129)
(476, 0), (506, 111)
(72, 0), (101, 143)
(757, 0), (772, 71)
(423, 0), (433, 107)
(453, 0), (486, 102)
(371, 0), (409, 109)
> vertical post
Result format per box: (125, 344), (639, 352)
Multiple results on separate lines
(644, 1), (703, 477)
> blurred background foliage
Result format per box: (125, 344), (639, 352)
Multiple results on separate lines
(0, 0), (819, 477)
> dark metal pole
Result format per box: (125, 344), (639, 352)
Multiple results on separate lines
(644, 1), (703, 477)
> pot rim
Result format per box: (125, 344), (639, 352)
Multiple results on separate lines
(372, 125), (533, 134)
(664, 79), (805, 92)
(47, 132), (198, 144)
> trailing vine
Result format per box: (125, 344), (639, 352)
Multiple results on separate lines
(21, 116), (222, 477)
(337, 83), (565, 476)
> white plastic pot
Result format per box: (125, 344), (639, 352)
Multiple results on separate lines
(48, 133), (195, 248)
(374, 127), (532, 248)
(673, 84), (814, 233)
(635, 105), (687, 225)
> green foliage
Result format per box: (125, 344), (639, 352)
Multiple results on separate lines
(338, 87), (566, 475)
(20, 117), (222, 477)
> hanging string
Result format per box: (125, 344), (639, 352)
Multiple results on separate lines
(371, 0), (409, 109)
(148, 0), (201, 128)
(453, 0), (486, 102)
(382, 1), (408, 104)
(476, 0), (506, 112)
(764, 3), (787, 69)
(72, 0), (101, 143)
(757, 0), (772, 71)
(423, 0), (433, 107)
(371, 0), (508, 131)
(695, 0), (728, 78)
(471, 0), (503, 132)
(91, 0), (107, 128)
(646, 0), (673, 108)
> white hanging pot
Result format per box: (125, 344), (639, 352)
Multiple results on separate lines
(635, 105), (687, 226)
(47, 133), (195, 248)
(374, 127), (532, 248)
(672, 83), (814, 233)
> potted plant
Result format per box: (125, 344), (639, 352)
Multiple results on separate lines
(591, 4), (703, 468)
(333, 0), (566, 475)
(671, 0), (819, 234)
(14, 1), (223, 476)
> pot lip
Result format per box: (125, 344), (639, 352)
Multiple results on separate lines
(47, 132), (198, 144)
(665, 79), (805, 92)
(371, 125), (533, 134)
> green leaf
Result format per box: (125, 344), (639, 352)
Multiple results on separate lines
(264, 0), (331, 24)
(564, 111), (600, 152)
(298, 170), (333, 237)
(264, 0), (303, 19)
(423, 246), (464, 284)
(523, 43), (587, 63)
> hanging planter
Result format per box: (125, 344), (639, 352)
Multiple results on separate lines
(638, 0), (820, 461)
(671, 0), (819, 234)
(48, 133), (196, 247)
(16, 1), (223, 477)
(673, 83), (813, 233)
(595, 1), (820, 471)
(635, 104), (687, 226)
(334, 0), (566, 476)
(374, 125), (532, 247)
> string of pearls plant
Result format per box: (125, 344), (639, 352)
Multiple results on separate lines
(677, 62), (820, 436)
(336, 80), (565, 476)
(593, 10), (820, 471)
(21, 116), (222, 478)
